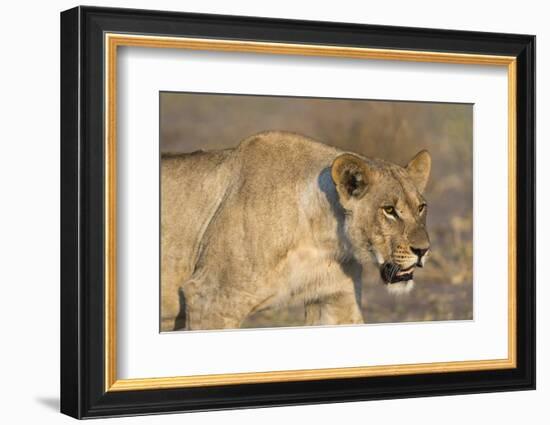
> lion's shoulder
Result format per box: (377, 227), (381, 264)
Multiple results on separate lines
(231, 131), (340, 180)
(237, 130), (338, 156)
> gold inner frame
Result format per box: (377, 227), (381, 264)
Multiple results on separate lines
(104, 33), (517, 392)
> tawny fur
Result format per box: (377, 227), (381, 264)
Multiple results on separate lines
(161, 131), (431, 331)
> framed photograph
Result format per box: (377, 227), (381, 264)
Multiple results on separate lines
(60, 6), (535, 419)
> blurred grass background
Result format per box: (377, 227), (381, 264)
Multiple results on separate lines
(161, 92), (473, 326)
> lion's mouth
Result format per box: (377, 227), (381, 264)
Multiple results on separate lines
(380, 263), (415, 284)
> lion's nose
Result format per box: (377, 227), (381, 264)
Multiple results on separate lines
(411, 247), (429, 267)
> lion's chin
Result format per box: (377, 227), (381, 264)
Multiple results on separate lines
(386, 279), (415, 295)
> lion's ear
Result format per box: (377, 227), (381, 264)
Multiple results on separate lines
(331, 153), (371, 200)
(406, 150), (431, 193)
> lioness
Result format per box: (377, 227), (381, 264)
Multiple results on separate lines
(161, 131), (431, 331)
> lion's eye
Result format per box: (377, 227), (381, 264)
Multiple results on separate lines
(383, 206), (397, 216)
(418, 203), (427, 214)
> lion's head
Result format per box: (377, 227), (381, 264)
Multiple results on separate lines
(331, 150), (431, 293)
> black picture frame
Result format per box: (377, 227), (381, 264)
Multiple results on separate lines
(60, 5), (535, 419)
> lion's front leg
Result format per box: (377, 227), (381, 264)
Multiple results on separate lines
(305, 290), (364, 326)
